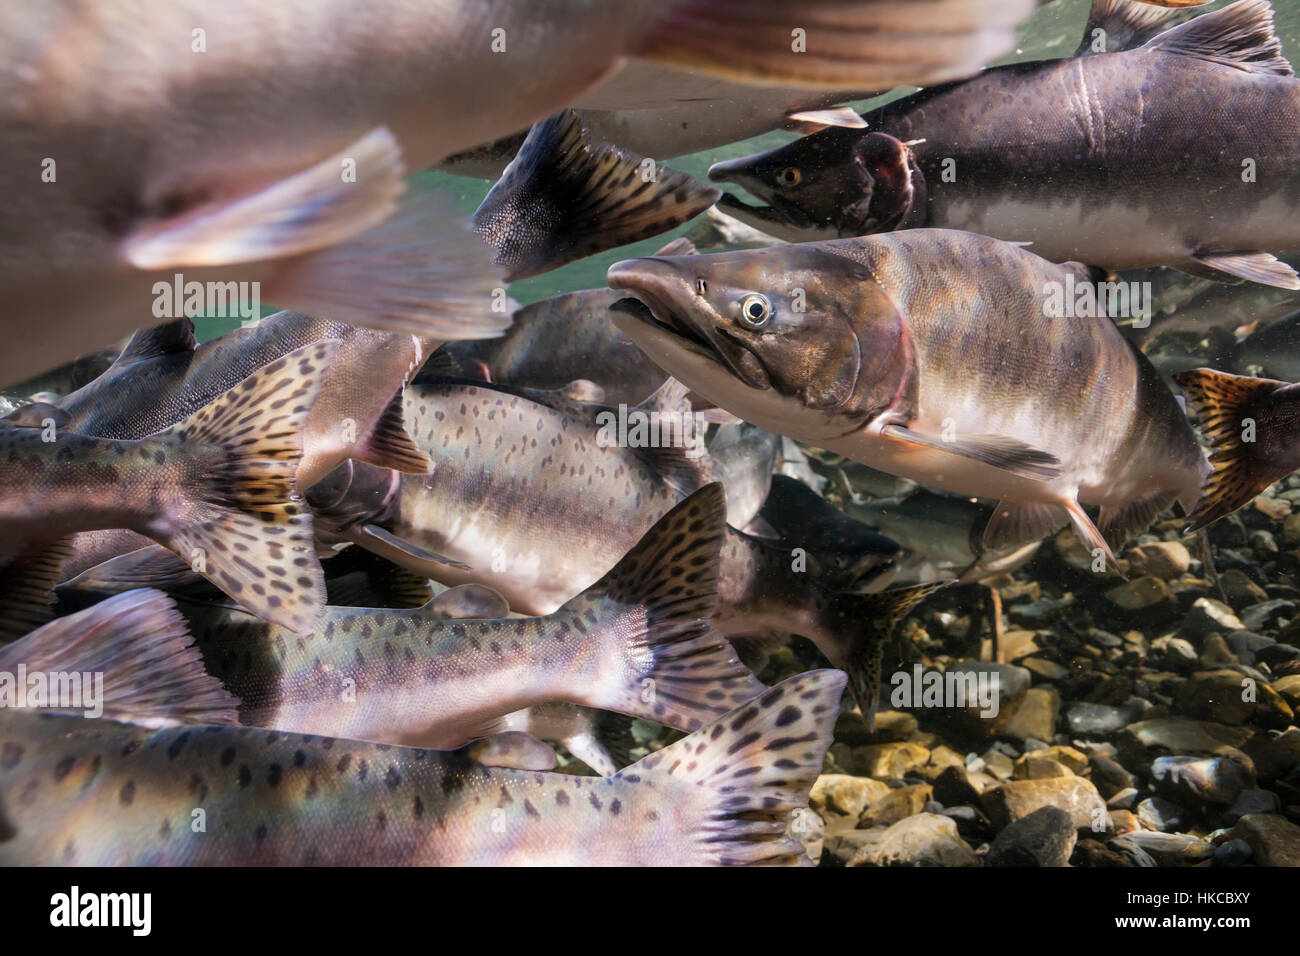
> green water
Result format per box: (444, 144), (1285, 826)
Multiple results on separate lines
(196, 0), (1300, 340)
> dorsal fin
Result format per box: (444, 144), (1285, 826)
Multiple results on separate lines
(114, 318), (198, 365)
(626, 378), (719, 494)
(1075, 0), (1195, 56)
(1145, 0), (1293, 76)
(0, 402), (69, 429)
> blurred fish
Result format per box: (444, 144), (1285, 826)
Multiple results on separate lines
(1, 0), (1038, 384)
(1174, 368), (1300, 530)
(1232, 310), (1300, 380)
(0, 670), (846, 866)
(0, 342), (336, 636)
(708, 423), (781, 533)
(608, 229), (1210, 566)
(2, 342), (123, 402)
(686, 206), (787, 252)
(170, 485), (763, 748)
(708, 1), (1300, 289)
(473, 112), (719, 281)
(847, 489), (1041, 583)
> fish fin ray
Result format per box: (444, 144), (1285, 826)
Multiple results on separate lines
(881, 423), (1062, 480)
(982, 500), (1068, 551)
(619, 670), (845, 866)
(1174, 367), (1284, 530)
(785, 107), (868, 134)
(654, 237), (698, 257)
(347, 523), (472, 573)
(1076, 0), (1195, 56)
(0, 589), (240, 725)
(123, 126), (405, 268)
(1145, 0), (1293, 76)
(0, 538), (74, 644)
(161, 341), (337, 633)
(473, 110), (719, 280)
(1098, 489), (1177, 553)
(837, 584), (946, 730)
(428, 583), (510, 620)
(114, 319), (198, 365)
(1184, 251), (1300, 289)
(351, 387), (432, 475)
(569, 484), (765, 730)
(1062, 498), (1119, 571)
(59, 544), (205, 596)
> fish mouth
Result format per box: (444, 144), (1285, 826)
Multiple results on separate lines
(713, 191), (813, 230)
(608, 261), (772, 391)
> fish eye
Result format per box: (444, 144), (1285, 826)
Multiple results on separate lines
(737, 293), (772, 329)
(778, 167), (801, 186)
(695, 278), (707, 295)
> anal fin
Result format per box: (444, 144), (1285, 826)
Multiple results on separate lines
(1098, 490), (1177, 553)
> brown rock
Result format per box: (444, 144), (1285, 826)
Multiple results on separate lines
(843, 814), (979, 867)
(809, 774), (890, 825)
(853, 742), (931, 780)
(1228, 814), (1300, 867)
(983, 776), (1109, 831)
(860, 784), (933, 827)
(1124, 541), (1191, 580)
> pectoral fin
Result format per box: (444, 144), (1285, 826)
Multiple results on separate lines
(785, 107), (868, 135)
(881, 424), (1062, 480)
(982, 500), (1068, 551)
(349, 524), (472, 574)
(1179, 251), (1300, 290)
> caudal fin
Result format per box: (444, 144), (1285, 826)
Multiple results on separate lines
(565, 483), (766, 731)
(473, 110), (720, 281)
(152, 341), (337, 633)
(836, 583), (946, 731)
(1174, 367), (1289, 531)
(0, 589), (240, 726)
(621, 669), (845, 866)
(634, 0), (1036, 89)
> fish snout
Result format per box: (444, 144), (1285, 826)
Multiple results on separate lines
(707, 157), (751, 184)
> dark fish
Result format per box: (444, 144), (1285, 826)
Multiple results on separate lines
(708, 1), (1300, 289)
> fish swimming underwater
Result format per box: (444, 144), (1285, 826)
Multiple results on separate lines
(0, 0), (1036, 384)
(1174, 368), (1300, 530)
(608, 228), (1211, 566)
(0, 669), (846, 866)
(305, 379), (924, 724)
(162, 485), (765, 749)
(0, 342), (336, 637)
(707, 0), (1300, 289)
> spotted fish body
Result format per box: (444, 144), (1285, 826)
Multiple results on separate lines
(0, 342), (337, 634)
(58, 313), (431, 492)
(169, 486), (764, 749)
(709, 2), (1300, 289)
(0, 670), (845, 866)
(607, 229), (1210, 561)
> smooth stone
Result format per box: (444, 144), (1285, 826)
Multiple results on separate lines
(1136, 796), (1185, 832)
(851, 742), (932, 780)
(809, 774), (891, 824)
(1220, 570), (1269, 608)
(985, 805), (1076, 867)
(1023, 657), (1070, 682)
(1182, 598), (1245, 640)
(1226, 630), (1276, 666)
(786, 807), (825, 864)
(1066, 702), (1132, 736)
(1124, 541), (1191, 580)
(1150, 635), (1198, 673)
(1240, 599), (1295, 632)
(1025, 745), (1089, 774)
(1117, 719), (1255, 771)
(996, 687), (1060, 743)
(932, 765), (984, 807)
(1106, 576), (1175, 613)
(1243, 728), (1300, 783)
(1106, 836), (1159, 867)
(842, 813), (980, 867)
(982, 776), (1109, 832)
(1212, 838), (1253, 867)
(1151, 755), (1254, 806)
(1198, 633), (1239, 668)
(1072, 838), (1130, 867)
(1089, 753), (1138, 798)
(1220, 788), (1281, 826)
(1274, 674), (1300, 709)
(1227, 814), (1300, 866)
(1012, 756), (1073, 780)
(1250, 530), (1279, 555)
(1107, 787), (1140, 811)
(859, 783), (933, 827)
(1174, 669), (1295, 728)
